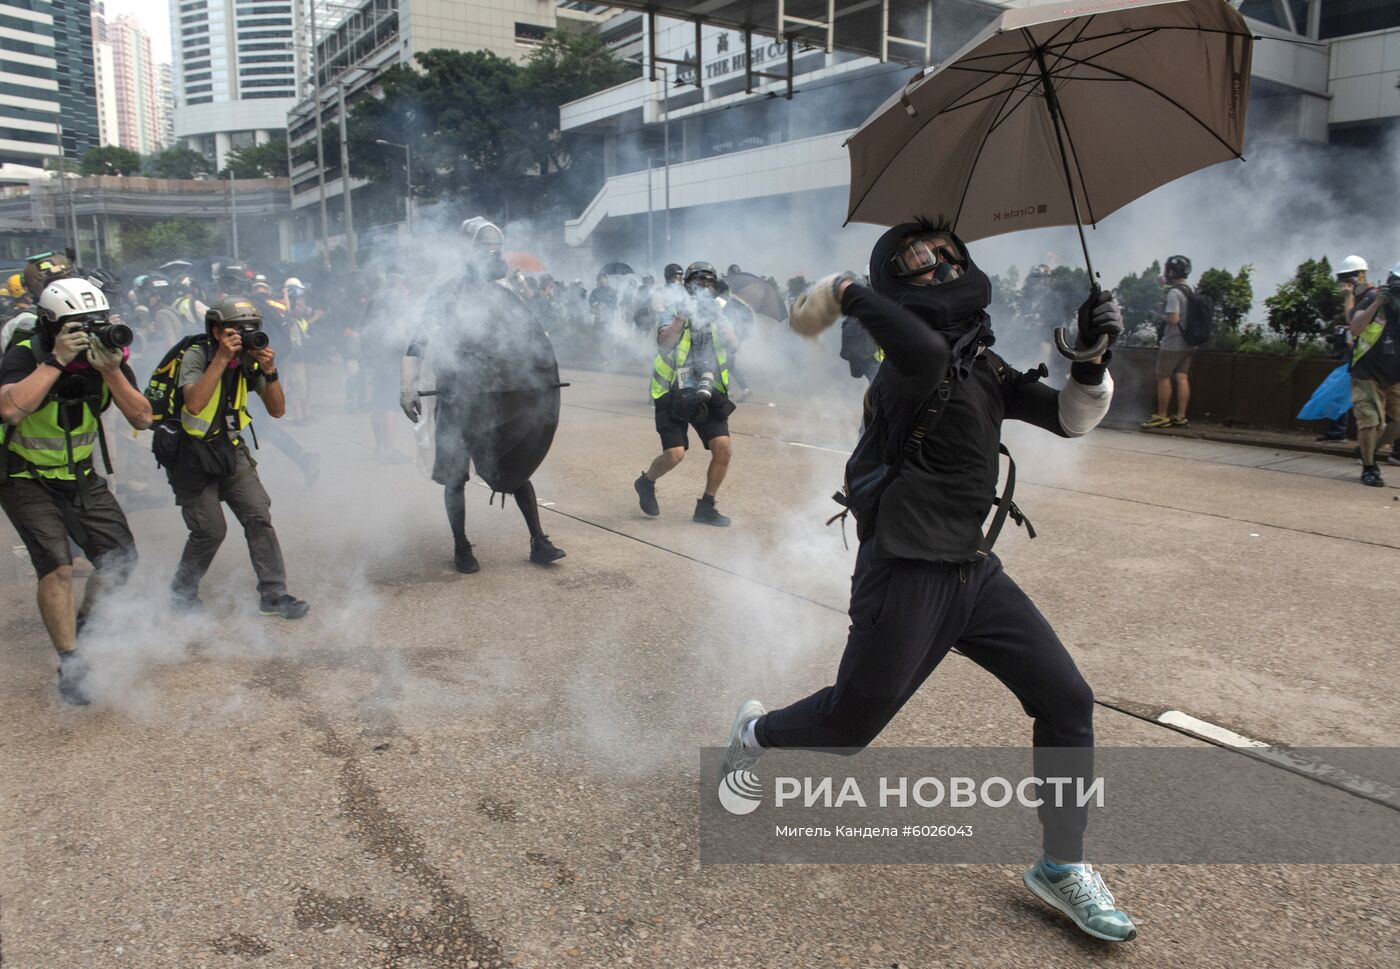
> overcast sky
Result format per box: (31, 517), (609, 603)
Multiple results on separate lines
(104, 0), (173, 65)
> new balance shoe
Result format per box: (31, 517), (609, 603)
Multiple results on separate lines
(1140, 414), (1171, 429)
(721, 699), (766, 779)
(260, 594), (311, 619)
(1023, 859), (1137, 943)
(530, 534), (566, 565)
(1170, 416), (1190, 428)
(1361, 465), (1386, 488)
(634, 472), (660, 517)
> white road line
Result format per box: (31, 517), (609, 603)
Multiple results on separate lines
(783, 441), (849, 455)
(1156, 710), (1270, 748)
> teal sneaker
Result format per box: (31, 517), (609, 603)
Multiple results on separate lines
(1023, 859), (1137, 942)
(721, 699), (766, 779)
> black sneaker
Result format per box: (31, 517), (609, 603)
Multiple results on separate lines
(529, 535), (566, 565)
(693, 496), (731, 527)
(301, 452), (321, 487)
(260, 593), (311, 619)
(454, 542), (480, 574)
(1388, 450), (1400, 467)
(1361, 465), (1386, 488)
(57, 651), (92, 706)
(635, 472), (660, 517)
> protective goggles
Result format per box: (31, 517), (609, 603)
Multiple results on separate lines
(889, 235), (965, 283)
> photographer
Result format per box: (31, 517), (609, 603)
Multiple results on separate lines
(165, 297), (310, 618)
(633, 261), (739, 526)
(0, 278), (152, 705)
(1343, 258), (1400, 486)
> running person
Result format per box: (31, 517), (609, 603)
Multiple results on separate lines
(723, 219), (1136, 943)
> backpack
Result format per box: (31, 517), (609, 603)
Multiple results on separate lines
(144, 335), (206, 469)
(1175, 284), (1215, 347)
(2, 311), (37, 354)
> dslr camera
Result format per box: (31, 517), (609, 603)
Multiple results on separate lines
(77, 317), (134, 351)
(236, 325), (270, 351)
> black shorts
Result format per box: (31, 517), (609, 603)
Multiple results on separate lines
(0, 472), (137, 578)
(654, 395), (731, 451)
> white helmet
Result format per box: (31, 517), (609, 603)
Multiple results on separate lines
(1336, 254), (1368, 276)
(38, 277), (110, 323)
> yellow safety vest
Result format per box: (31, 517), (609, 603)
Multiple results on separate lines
(1353, 316), (1387, 368)
(649, 320), (730, 400)
(4, 339), (107, 480)
(180, 358), (252, 446)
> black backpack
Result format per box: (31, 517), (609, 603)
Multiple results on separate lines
(1176, 284), (1215, 347)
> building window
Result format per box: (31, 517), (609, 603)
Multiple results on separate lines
(242, 90), (293, 99)
(237, 18), (291, 28)
(241, 77), (292, 88)
(187, 95), (213, 104)
(515, 22), (551, 46)
(239, 66), (291, 76)
(186, 71), (212, 82)
(185, 83), (213, 94)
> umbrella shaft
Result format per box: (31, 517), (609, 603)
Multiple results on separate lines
(1033, 44), (1095, 284)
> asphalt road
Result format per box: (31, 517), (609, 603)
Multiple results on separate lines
(2, 364), (1398, 968)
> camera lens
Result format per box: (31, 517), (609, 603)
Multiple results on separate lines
(97, 322), (134, 349)
(243, 329), (270, 351)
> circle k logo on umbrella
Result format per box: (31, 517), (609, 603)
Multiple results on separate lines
(717, 770), (763, 815)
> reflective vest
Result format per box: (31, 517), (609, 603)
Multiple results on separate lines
(1353, 312), (1389, 368)
(180, 357), (252, 446)
(173, 296), (200, 328)
(649, 320), (730, 400)
(5, 339), (107, 480)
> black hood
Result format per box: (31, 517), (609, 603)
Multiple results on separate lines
(868, 220), (993, 340)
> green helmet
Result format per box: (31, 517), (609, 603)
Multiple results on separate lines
(205, 295), (262, 330)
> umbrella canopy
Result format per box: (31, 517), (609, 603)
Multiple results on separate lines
(846, 0), (1252, 244)
(599, 261), (634, 276)
(725, 272), (788, 322)
(505, 251), (547, 273)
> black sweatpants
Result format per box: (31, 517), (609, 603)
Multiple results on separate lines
(756, 540), (1095, 860)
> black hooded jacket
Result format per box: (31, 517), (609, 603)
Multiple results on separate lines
(845, 223), (1107, 563)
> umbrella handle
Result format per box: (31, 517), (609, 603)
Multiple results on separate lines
(1053, 327), (1110, 362)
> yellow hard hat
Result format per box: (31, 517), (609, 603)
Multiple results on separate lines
(5, 273), (23, 298)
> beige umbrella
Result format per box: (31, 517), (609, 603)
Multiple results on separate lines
(846, 0), (1253, 359)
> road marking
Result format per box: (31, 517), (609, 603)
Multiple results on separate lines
(783, 441), (848, 455)
(1156, 710), (1270, 748)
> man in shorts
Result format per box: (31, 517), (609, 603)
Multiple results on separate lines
(1142, 254), (1195, 429)
(633, 262), (739, 526)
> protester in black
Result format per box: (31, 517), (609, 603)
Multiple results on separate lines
(723, 219), (1136, 943)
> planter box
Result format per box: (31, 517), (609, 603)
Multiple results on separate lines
(1107, 347), (1344, 431)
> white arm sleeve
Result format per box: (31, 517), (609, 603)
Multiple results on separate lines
(1058, 370), (1114, 437)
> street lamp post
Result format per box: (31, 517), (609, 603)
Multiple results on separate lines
(338, 82), (356, 267)
(375, 138), (412, 234)
(309, 0), (329, 263)
(630, 55), (672, 250)
(228, 169), (240, 259)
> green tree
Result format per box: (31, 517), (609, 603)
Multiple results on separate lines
(147, 146), (214, 180)
(221, 139), (290, 179)
(1197, 264), (1253, 332)
(1263, 257), (1343, 348)
(1113, 260), (1164, 339)
(80, 145), (142, 176)
(346, 38), (636, 220)
(121, 218), (221, 263)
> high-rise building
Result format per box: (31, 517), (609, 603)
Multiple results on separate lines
(0, 0), (62, 169)
(104, 13), (163, 155)
(171, 0), (301, 169)
(50, 0), (99, 158)
(91, 4), (120, 146)
(157, 61), (173, 148)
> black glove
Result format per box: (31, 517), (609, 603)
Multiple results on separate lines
(1077, 288), (1123, 349)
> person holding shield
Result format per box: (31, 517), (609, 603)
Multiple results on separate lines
(400, 218), (566, 573)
